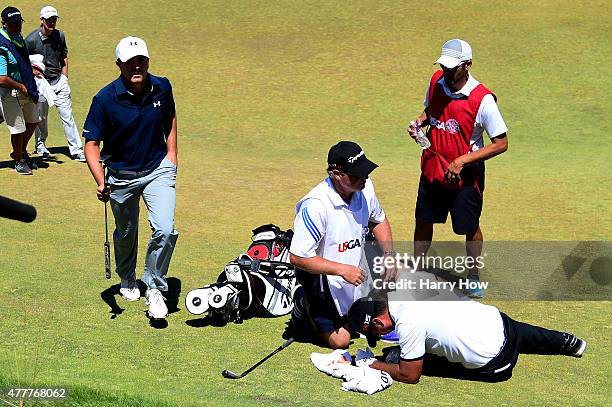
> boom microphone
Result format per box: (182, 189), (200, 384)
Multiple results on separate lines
(0, 195), (37, 223)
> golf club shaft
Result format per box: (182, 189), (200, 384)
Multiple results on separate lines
(226, 337), (294, 379)
(103, 164), (111, 279)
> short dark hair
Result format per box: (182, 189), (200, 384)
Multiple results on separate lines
(347, 297), (388, 347)
(371, 299), (389, 317)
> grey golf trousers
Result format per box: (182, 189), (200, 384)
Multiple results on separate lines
(108, 157), (179, 291)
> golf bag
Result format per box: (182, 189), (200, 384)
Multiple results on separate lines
(185, 224), (299, 324)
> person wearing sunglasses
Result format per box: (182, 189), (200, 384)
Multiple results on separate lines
(289, 141), (395, 349)
(25, 6), (85, 161)
(407, 39), (509, 298)
(0, 6), (40, 175)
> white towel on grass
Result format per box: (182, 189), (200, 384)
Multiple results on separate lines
(310, 349), (353, 379)
(341, 365), (393, 395)
(311, 349), (393, 395)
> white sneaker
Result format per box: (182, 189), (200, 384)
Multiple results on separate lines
(72, 152), (87, 162)
(36, 145), (51, 158)
(119, 287), (140, 301)
(145, 289), (168, 319)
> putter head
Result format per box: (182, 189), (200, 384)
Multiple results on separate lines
(222, 369), (239, 379)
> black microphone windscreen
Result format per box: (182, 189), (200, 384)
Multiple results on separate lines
(0, 195), (37, 223)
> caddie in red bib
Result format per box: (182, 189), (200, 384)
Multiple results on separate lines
(407, 39), (509, 299)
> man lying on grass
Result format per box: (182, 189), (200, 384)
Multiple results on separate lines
(346, 294), (586, 383)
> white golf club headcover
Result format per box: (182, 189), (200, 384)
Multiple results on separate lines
(341, 365), (393, 395)
(310, 349), (353, 379)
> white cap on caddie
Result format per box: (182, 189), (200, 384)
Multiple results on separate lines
(40, 6), (58, 19)
(115, 36), (149, 62)
(434, 39), (472, 69)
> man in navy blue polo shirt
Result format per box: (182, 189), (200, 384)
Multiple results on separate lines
(84, 36), (178, 320)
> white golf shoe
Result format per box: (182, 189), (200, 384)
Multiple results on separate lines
(120, 287), (141, 301)
(145, 289), (168, 319)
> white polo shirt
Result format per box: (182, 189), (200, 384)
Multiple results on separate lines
(290, 177), (385, 316)
(424, 73), (508, 150)
(389, 299), (505, 369)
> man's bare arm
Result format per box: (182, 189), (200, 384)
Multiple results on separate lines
(370, 358), (423, 384)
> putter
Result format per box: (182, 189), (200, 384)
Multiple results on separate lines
(101, 158), (111, 279)
(222, 337), (294, 379)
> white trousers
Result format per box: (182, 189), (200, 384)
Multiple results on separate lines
(34, 75), (83, 156)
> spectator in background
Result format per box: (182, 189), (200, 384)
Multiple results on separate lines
(0, 6), (39, 175)
(26, 5), (84, 161)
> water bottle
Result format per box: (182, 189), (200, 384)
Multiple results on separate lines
(410, 121), (431, 149)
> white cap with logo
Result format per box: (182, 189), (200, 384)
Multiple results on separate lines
(115, 36), (149, 62)
(434, 39), (472, 69)
(40, 6), (58, 20)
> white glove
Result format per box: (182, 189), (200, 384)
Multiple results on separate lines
(341, 365), (393, 395)
(310, 349), (353, 379)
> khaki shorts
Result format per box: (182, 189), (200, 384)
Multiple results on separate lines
(0, 90), (39, 134)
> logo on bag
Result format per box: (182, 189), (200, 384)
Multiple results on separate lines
(153, 101), (161, 107)
(338, 239), (361, 253)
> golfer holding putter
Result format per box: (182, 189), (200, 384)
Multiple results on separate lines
(84, 36), (178, 320)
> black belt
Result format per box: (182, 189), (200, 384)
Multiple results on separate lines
(107, 167), (155, 178)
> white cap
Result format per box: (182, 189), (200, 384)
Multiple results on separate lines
(115, 36), (149, 62)
(434, 39), (472, 69)
(29, 54), (46, 72)
(40, 6), (58, 19)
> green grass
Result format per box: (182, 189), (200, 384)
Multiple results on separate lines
(0, 0), (610, 406)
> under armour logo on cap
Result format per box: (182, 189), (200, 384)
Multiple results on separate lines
(115, 36), (150, 62)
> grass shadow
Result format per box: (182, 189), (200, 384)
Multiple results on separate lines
(48, 146), (71, 159)
(166, 277), (182, 315)
(0, 159), (15, 169)
(149, 317), (169, 329)
(185, 315), (230, 328)
(100, 284), (125, 319)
